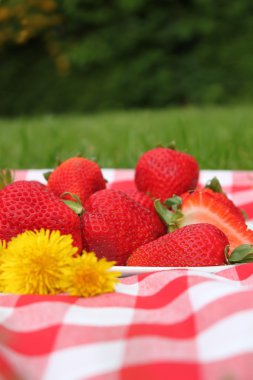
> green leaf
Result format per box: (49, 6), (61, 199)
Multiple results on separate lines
(60, 192), (84, 215)
(43, 171), (52, 182)
(6, 169), (12, 184)
(154, 199), (183, 232)
(0, 169), (14, 189)
(167, 140), (176, 150)
(154, 199), (173, 228)
(228, 244), (253, 264)
(205, 177), (223, 193)
(168, 210), (184, 232)
(62, 200), (84, 215)
(164, 195), (182, 211)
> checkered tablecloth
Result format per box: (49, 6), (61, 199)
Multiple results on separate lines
(1, 169), (253, 380)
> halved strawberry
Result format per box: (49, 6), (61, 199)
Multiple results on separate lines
(181, 177), (246, 223)
(157, 190), (253, 252)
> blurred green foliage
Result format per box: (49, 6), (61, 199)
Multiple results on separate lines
(1, 0), (253, 115)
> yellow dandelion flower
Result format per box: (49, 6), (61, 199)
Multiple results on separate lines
(61, 252), (121, 297)
(0, 240), (7, 292)
(1, 229), (77, 295)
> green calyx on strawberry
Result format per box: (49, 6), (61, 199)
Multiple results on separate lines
(0, 169), (14, 190)
(60, 192), (84, 216)
(154, 197), (183, 232)
(127, 223), (253, 267)
(205, 176), (224, 193)
(155, 177), (253, 254)
(226, 244), (253, 264)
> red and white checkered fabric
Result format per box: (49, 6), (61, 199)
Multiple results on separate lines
(0, 169), (253, 380)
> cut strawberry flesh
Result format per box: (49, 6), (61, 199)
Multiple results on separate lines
(180, 191), (253, 252)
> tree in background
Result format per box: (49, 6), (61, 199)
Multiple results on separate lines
(0, 0), (69, 72)
(0, 0), (253, 114)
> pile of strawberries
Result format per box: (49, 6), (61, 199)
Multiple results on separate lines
(1, 146), (253, 267)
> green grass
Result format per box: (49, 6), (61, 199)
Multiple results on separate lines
(0, 105), (253, 170)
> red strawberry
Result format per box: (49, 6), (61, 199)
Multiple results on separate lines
(47, 157), (106, 205)
(135, 146), (199, 201)
(127, 223), (229, 267)
(109, 180), (136, 192)
(119, 189), (165, 231)
(158, 189), (253, 252)
(0, 181), (82, 253)
(121, 189), (155, 212)
(81, 189), (166, 265)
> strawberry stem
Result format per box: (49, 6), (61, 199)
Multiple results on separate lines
(154, 200), (173, 227)
(154, 199), (183, 232)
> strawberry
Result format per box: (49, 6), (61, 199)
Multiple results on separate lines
(156, 185), (253, 252)
(116, 189), (166, 234)
(135, 146), (199, 201)
(108, 184), (166, 232)
(81, 189), (166, 265)
(181, 177), (246, 222)
(109, 180), (136, 192)
(120, 189), (155, 212)
(179, 191), (253, 251)
(187, 188), (246, 222)
(47, 157), (106, 205)
(127, 223), (230, 267)
(0, 181), (82, 253)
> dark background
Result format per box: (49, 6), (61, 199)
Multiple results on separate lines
(1, 0), (253, 115)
